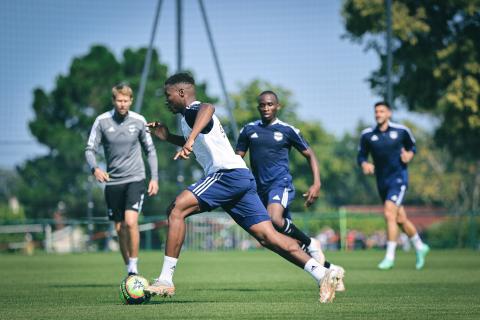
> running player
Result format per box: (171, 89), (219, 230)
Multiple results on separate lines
(357, 101), (430, 270)
(235, 90), (345, 290)
(85, 84), (159, 275)
(144, 73), (340, 303)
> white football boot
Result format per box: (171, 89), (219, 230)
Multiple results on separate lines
(144, 278), (175, 297)
(319, 268), (338, 303)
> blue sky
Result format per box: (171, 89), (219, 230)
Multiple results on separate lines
(0, 0), (430, 169)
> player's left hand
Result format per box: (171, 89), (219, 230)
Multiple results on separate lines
(174, 138), (194, 160)
(400, 148), (414, 164)
(303, 183), (321, 207)
(148, 180), (159, 196)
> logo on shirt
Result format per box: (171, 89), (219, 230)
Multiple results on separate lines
(273, 131), (283, 141)
(128, 125), (137, 134)
(250, 132), (259, 139)
(371, 135), (379, 141)
(389, 131), (398, 139)
(107, 126), (115, 133)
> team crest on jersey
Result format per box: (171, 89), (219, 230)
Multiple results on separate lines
(273, 131), (283, 141)
(389, 131), (398, 139)
(250, 132), (259, 139)
(371, 135), (379, 141)
(128, 124), (137, 134)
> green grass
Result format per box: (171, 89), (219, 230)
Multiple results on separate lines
(1, 250), (479, 319)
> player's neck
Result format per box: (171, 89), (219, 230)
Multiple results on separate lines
(185, 98), (198, 107)
(378, 121), (389, 132)
(261, 117), (277, 126)
(113, 110), (128, 122)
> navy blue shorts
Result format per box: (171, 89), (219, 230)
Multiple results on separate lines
(187, 168), (270, 230)
(378, 182), (408, 207)
(258, 184), (295, 220)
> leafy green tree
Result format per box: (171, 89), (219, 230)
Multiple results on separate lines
(342, 0), (480, 211)
(17, 45), (215, 219)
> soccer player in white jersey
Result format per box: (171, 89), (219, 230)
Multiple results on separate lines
(144, 73), (339, 303)
(358, 102), (430, 270)
(236, 91), (345, 291)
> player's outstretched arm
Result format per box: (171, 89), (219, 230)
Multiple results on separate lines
(300, 148), (321, 207)
(147, 122), (186, 147)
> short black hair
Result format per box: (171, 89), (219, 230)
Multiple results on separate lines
(374, 101), (391, 109)
(165, 72), (195, 86)
(258, 90), (279, 103)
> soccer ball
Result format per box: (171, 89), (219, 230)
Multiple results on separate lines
(119, 275), (151, 305)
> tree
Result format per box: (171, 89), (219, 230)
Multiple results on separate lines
(17, 45), (215, 219)
(342, 0), (480, 211)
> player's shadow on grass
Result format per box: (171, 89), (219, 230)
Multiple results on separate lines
(48, 284), (114, 288)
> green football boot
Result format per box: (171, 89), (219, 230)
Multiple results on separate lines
(415, 244), (430, 270)
(377, 258), (394, 270)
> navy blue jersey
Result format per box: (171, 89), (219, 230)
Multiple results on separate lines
(236, 119), (309, 193)
(357, 122), (416, 188)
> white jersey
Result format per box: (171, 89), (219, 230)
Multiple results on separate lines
(181, 102), (247, 176)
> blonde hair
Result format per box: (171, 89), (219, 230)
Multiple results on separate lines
(112, 84), (133, 100)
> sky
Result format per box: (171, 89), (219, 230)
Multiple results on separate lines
(0, 0), (431, 169)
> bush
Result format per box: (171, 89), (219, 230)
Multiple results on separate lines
(424, 215), (480, 248)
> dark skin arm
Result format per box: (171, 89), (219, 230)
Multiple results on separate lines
(300, 147), (321, 207)
(147, 122), (186, 147)
(174, 103), (215, 160)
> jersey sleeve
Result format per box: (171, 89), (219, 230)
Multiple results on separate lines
(235, 126), (250, 152)
(287, 127), (309, 152)
(85, 117), (103, 170)
(139, 118), (159, 181)
(402, 128), (417, 153)
(357, 133), (370, 166)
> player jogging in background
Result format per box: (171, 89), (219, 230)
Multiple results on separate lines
(235, 90), (345, 291)
(144, 73), (340, 303)
(85, 84), (159, 276)
(357, 101), (430, 270)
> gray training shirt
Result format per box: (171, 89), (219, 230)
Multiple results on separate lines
(85, 109), (158, 185)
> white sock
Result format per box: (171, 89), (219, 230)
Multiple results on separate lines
(410, 233), (425, 251)
(385, 241), (397, 261)
(159, 256), (178, 284)
(127, 257), (138, 274)
(304, 258), (327, 284)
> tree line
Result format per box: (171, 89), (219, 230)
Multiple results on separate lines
(1, 0), (478, 220)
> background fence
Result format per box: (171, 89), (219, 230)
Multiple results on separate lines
(1, 209), (478, 254)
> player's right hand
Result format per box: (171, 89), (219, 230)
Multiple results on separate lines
(361, 162), (375, 175)
(174, 139), (194, 160)
(147, 122), (170, 141)
(93, 168), (110, 183)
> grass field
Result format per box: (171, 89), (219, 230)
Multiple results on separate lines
(1, 249), (480, 320)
